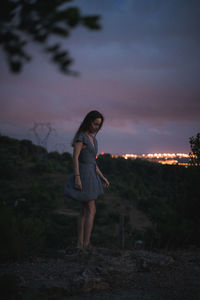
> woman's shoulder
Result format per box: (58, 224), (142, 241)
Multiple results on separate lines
(74, 132), (87, 143)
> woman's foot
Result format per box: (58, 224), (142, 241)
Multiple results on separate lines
(77, 245), (87, 255)
(75, 243), (84, 254)
(77, 242), (84, 248)
(83, 243), (94, 253)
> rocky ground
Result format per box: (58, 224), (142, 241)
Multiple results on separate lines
(0, 246), (200, 300)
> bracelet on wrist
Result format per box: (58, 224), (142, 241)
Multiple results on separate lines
(75, 174), (80, 176)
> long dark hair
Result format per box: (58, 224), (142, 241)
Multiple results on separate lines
(71, 110), (104, 147)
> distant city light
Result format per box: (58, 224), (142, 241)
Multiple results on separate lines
(97, 152), (192, 166)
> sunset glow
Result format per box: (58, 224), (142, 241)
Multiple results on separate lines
(0, 1), (199, 154)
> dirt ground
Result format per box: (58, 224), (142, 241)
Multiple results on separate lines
(0, 247), (199, 300)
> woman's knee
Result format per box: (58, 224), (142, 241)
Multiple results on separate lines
(87, 200), (96, 216)
(80, 203), (87, 216)
(90, 207), (96, 216)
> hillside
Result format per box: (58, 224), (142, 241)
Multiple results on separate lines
(0, 133), (200, 262)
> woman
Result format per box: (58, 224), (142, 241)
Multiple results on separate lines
(64, 110), (110, 252)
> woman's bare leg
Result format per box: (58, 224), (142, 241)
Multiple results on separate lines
(84, 200), (96, 247)
(77, 203), (87, 248)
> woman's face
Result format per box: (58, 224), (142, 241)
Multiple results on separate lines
(89, 117), (102, 133)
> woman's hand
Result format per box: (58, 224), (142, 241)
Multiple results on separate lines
(101, 176), (110, 188)
(75, 176), (82, 190)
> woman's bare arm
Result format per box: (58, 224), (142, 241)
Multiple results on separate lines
(96, 163), (105, 179)
(96, 162), (110, 187)
(73, 141), (83, 175)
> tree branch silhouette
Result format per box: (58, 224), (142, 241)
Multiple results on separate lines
(0, 0), (102, 75)
(189, 133), (200, 167)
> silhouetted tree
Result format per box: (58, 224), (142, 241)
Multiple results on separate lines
(189, 133), (200, 167)
(0, 0), (101, 75)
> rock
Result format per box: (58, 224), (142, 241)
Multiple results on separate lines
(71, 266), (109, 292)
(57, 249), (66, 257)
(133, 249), (174, 267)
(134, 240), (144, 250)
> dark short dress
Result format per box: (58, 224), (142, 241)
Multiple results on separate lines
(64, 132), (104, 202)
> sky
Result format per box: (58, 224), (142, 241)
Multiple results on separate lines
(0, 0), (200, 155)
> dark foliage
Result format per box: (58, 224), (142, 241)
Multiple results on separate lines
(0, 0), (101, 75)
(0, 134), (200, 260)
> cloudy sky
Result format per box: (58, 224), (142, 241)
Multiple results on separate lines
(0, 0), (200, 155)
